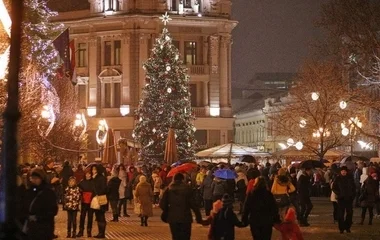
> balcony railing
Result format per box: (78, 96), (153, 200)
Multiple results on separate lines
(193, 107), (206, 117)
(188, 65), (209, 75)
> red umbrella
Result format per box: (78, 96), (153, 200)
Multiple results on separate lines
(167, 162), (197, 177)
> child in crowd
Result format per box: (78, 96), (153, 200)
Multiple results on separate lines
(274, 208), (304, 240)
(202, 194), (245, 240)
(64, 176), (81, 238)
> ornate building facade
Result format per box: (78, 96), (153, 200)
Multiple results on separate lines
(50, 0), (236, 161)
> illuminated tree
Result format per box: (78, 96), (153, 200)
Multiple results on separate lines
(133, 24), (196, 163)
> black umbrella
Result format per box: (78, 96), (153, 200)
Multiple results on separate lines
(240, 155), (256, 163)
(299, 160), (326, 169)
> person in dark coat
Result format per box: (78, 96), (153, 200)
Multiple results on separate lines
(107, 170), (121, 222)
(247, 164), (261, 181)
(91, 164), (108, 238)
(359, 169), (379, 225)
(242, 176), (280, 240)
(297, 168), (313, 227)
(74, 164), (85, 183)
(203, 194), (244, 240)
(332, 166), (356, 234)
(159, 173), (203, 240)
(24, 168), (58, 240)
(43, 159), (60, 198)
(77, 170), (94, 238)
(60, 161), (74, 190)
(201, 170), (214, 216)
(211, 177), (228, 202)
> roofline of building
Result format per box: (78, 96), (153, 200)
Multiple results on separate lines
(52, 11), (238, 30)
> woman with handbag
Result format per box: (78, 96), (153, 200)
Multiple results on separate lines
(135, 175), (154, 226)
(271, 168), (296, 219)
(91, 164), (108, 239)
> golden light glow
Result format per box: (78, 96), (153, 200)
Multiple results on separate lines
(0, 0), (11, 80)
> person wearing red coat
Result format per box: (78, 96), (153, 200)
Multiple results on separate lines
(274, 208), (304, 240)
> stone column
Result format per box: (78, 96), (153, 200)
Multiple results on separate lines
(219, 35), (229, 108)
(202, 81), (208, 107)
(122, 33), (131, 104)
(202, 36), (208, 65)
(139, 33), (149, 99)
(208, 35), (220, 115)
(88, 37), (98, 108)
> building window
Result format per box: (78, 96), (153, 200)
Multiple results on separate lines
(172, 40), (180, 51)
(77, 43), (87, 67)
(103, 82), (121, 108)
(103, 40), (122, 66)
(104, 41), (112, 66)
(78, 84), (87, 108)
(114, 40), (121, 65)
(184, 0), (191, 8)
(172, 0), (177, 11)
(184, 41), (197, 65)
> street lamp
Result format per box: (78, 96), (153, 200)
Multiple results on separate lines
(341, 117), (363, 155)
(73, 113), (87, 140)
(339, 100), (348, 109)
(295, 141), (303, 150)
(96, 119), (108, 161)
(38, 105), (56, 137)
(311, 92), (319, 101)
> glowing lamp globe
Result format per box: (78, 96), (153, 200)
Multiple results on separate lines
(295, 141), (303, 150)
(339, 101), (347, 109)
(341, 128), (349, 136)
(287, 138), (295, 146)
(311, 92), (319, 101)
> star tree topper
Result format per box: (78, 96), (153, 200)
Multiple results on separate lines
(159, 12), (172, 26)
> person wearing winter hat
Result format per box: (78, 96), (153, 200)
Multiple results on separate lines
(202, 194), (244, 240)
(274, 208), (304, 240)
(332, 166), (356, 233)
(23, 168), (58, 240)
(77, 170), (94, 237)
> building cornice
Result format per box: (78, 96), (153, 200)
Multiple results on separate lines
(53, 14), (238, 31)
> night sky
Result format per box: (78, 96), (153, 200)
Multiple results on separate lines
(231, 0), (322, 89)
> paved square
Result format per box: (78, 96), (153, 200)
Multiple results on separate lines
(54, 198), (380, 239)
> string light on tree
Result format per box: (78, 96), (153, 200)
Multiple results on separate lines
(133, 12), (196, 162)
(311, 92), (320, 101)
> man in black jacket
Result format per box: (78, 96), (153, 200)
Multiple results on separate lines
(297, 168), (313, 227)
(332, 166), (356, 234)
(159, 173), (202, 240)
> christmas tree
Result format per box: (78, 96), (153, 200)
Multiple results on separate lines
(133, 13), (197, 163)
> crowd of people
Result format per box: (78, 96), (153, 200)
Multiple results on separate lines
(13, 158), (380, 240)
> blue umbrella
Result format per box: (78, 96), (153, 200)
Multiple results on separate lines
(213, 169), (237, 180)
(171, 161), (182, 167)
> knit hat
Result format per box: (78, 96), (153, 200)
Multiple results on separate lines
(173, 173), (185, 182)
(212, 200), (223, 215)
(340, 166), (348, 172)
(139, 175), (147, 183)
(222, 193), (234, 207)
(30, 168), (46, 181)
(284, 208), (296, 222)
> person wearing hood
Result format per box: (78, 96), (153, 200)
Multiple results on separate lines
(159, 173), (202, 240)
(274, 208), (304, 240)
(201, 170), (215, 216)
(332, 166), (356, 234)
(135, 175), (153, 226)
(235, 170), (248, 214)
(271, 168), (296, 218)
(23, 168), (58, 240)
(107, 170), (122, 222)
(297, 168), (313, 227)
(359, 168), (379, 225)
